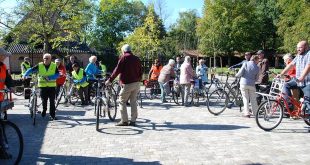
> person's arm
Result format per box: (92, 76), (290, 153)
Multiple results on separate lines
(108, 56), (125, 82)
(298, 63), (310, 81)
(23, 65), (39, 77)
(235, 63), (246, 77)
(261, 59), (269, 74)
(279, 62), (295, 76)
(148, 67), (153, 79)
(229, 61), (244, 69)
(5, 70), (14, 88)
(47, 66), (60, 80)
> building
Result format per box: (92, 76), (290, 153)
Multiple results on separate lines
(7, 42), (94, 74)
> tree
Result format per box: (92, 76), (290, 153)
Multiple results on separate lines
(169, 9), (199, 50)
(197, 0), (259, 66)
(10, 0), (93, 53)
(276, 0), (310, 52)
(90, 0), (147, 53)
(120, 4), (165, 60)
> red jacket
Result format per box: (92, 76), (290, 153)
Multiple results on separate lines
(56, 64), (66, 85)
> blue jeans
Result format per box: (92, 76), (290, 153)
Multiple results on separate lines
(159, 82), (166, 102)
(283, 79), (310, 111)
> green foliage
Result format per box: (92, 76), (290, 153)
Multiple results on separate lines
(90, 0), (147, 53)
(120, 4), (166, 59)
(197, 0), (259, 57)
(276, 0), (310, 53)
(11, 0), (93, 52)
(169, 9), (199, 51)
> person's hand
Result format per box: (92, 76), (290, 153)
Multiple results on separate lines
(276, 74), (282, 78)
(105, 80), (111, 86)
(297, 76), (305, 82)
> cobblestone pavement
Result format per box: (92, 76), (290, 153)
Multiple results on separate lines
(3, 93), (310, 165)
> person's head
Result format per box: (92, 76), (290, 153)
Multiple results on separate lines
(250, 55), (259, 64)
(43, 53), (52, 65)
(200, 59), (206, 65)
(168, 59), (175, 67)
(89, 55), (97, 63)
(176, 56), (181, 63)
(0, 47), (11, 62)
(72, 63), (79, 71)
(55, 58), (62, 67)
(121, 44), (131, 55)
(154, 59), (160, 66)
(297, 40), (309, 55)
(24, 57), (30, 62)
(256, 50), (264, 59)
(70, 55), (76, 63)
(244, 52), (252, 61)
(184, 56), (191, 63)
(283, 53), (293, 65)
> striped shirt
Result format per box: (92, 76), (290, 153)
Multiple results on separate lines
(292, 50), (310, 86)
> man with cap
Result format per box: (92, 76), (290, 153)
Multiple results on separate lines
(105, 44), (142, 126)
(21, 57), (32, 87)
(256, 50), (269, 85)
(23, 53), (60, 120)
(229, 52), (252, 69)
(0, 47), (14, 159)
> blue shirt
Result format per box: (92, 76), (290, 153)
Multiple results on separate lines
(292, 50), (310, 86)
(196, 64), (208, 82)
(85, 63), (101, 80)
(236, 61), (259, 86)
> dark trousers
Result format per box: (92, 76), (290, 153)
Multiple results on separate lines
(40, 87), (56, 118)
(78, 86), (89, 104)
(23, 78), (32, 88)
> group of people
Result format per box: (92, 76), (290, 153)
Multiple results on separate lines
(235, 40), (310, 118)
(148, 56), (208, 106)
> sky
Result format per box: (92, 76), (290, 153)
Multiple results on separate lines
(1, 0), (205, 29)
(140, 0), (204, 28)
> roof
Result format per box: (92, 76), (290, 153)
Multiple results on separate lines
(181, 50), (205, 58)
(7, 42), (94, 54)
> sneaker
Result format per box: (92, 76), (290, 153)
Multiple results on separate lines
(115, 121), (129, 126)
(129, 121), (136, 126)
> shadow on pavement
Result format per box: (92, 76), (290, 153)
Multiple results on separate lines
(35, 154), (161, 165)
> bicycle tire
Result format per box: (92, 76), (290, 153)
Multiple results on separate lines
(0, 120), (24, 165)
(107, 88), (117, 121)
(302, 107), (310, 126)
(55, 87), (64, 109)
(144, 86), (152, 99)
(206, 89), (228, 115)
(69, 88), (79, 105)
(172, 90), (182, 105)
(191, 88), (200, 106)
(32, 95), (37, 126)
(95, 98), (102, 131)
(255, 100), (283, 131)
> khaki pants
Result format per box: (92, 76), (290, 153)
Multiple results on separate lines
(119, 82), (140, 122)
(240, 84), (258, 116)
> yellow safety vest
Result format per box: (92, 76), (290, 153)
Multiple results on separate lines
(100, 64), (107, 75)
(72, 68), (89, 89)
(21, 62), (31, 75)
(38, 62), (57, 87)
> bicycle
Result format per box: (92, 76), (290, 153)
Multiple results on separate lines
(143, 79), (160, 100)
(55, 74), (72, 108)
(0, 89), (23, 165)
(255, 77), (310, 131)
(94, 75), (117, 131)
(27, 77), (41, 125)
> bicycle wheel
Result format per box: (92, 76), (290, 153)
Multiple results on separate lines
(32, 96), (37, 125)
(172, 89), (182, 105)
(255, 100), (283, 131)
(0, 120), (23, 165)
(95, 98), (102, 131)
(107, 89), (117, 121)
(69, 88), (79, 105)
(302, 106), (310, 126)
(13, 86), (23, 96)
(55, 87), (64, 109)
(192, 88), (200, 106)
(206, 89), (228, 115)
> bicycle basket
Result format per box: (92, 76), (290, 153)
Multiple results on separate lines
(268, 78), (285, 97)
(0, 99), (14, 112)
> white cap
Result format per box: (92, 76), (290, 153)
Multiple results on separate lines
(0, 47), (11, 57)
(55, 59), (61, 63)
